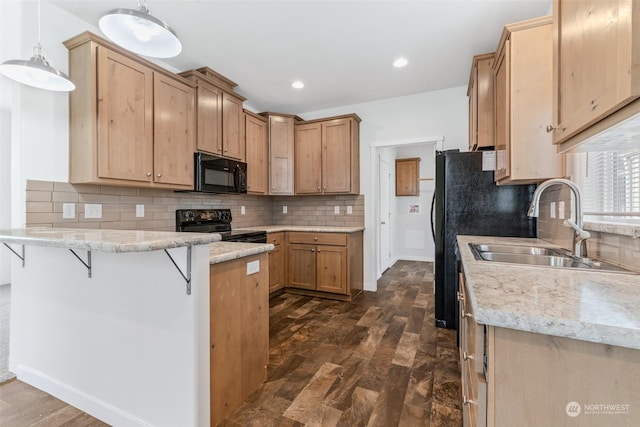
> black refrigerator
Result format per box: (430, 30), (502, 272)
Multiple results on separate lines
(431, 150), (537, 330)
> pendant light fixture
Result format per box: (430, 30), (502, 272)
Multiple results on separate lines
(0, 0), (75, 92)
(99, 0), (182, 59)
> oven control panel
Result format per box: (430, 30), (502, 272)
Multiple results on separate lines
(176, 209), (232, 224)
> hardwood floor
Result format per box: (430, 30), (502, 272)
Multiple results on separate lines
(0, 260), (461, 427)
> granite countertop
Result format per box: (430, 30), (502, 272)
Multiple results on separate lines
(0, 227), (221, 252)
(235, 225), (365, 233)
(457, 235), (640, 350)
(209, 242), (274, 264)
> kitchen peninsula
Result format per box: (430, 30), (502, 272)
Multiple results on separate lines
(0, 228), (273, 427)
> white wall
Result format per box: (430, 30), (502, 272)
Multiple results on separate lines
(393, 143), (437, 262)
(300, 86), (469, 289)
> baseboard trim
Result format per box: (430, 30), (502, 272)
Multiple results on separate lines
(395, 255), (434, 262)
(17, 365), (153, 427)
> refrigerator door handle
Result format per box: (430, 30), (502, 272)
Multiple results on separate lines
(430, 192), (436, 242)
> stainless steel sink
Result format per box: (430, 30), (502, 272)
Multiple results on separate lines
(469, 243), (637, 274)
(471, 244), (566, 256)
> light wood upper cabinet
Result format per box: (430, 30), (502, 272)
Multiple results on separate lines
(552, 0), (640, 151)
(294, 122), (323, 194)
(468, 53), (495, 151)
(222, 92), (245, 160)
(180, 67), (246, 161)
(492, 16), (564, 185)
(153, 74), (196, 186)
(395, 158), (420, 196)
(96, 47), (153, 183)
(262, 113), (298, 195)
(244, 110), (268, 195)
(294, 115), (360, 195)
(65, 32), (196, 189)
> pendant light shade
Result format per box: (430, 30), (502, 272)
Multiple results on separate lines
(99, 1), (182, 58)
(0, 1), (75, 92)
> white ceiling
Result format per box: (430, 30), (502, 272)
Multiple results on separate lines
(50, 0), (552, 114)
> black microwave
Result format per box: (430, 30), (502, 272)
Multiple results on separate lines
(194, 153), (247, 194)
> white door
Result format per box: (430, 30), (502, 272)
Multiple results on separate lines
(379, 157), (392, 273)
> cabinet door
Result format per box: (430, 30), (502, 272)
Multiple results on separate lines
(295, 122), (322, 194)
(316, 245), (348, 294)
(395, 158), (420, 196)
(322, 118), (352, 193)
(268, 243), (284, 293)
(553, 0), (640, 145)
(287, 244), (316, 290)
(97, 47), (153, 183)
(153, 74), (195, 186)
(493, 43), (510, 182)
(222, 92), (245, 161)
(196, 80), (222, 155)
(476, 55), (495, 150)
(269, 115), (294, 195)
(245, 113), (268, 194)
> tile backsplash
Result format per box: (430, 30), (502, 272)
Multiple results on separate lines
(537, 184), (640, 272)
(25, 180), (364, 231)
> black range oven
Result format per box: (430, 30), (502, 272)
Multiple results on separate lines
(175, 209), (267, 243)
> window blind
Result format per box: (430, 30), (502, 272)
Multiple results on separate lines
(582, 149), (640, 219)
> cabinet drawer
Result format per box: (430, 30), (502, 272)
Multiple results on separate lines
(267, 232), (284, 246)
(287, 232), (347, 246)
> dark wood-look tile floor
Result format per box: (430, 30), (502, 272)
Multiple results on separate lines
(0, 261), (461, 427)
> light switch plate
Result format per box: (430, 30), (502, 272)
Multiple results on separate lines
(241, 206), (245, 215)
(136, 204), (145, 218)
(334, 206), (340, 214)
(347, 206), (353, 215)
(246, 260), (260, 275)
(283, 206), (287, 214)
(84, 204), (102, 219)
(550, 202), (556, 219)
(558, 201), (565, 220)
(62, 203), (75, 219)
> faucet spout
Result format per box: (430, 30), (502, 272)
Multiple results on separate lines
(527, 178), (587, 257)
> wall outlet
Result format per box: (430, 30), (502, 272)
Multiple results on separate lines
(136, 204), (145, 218)
(62, 203), (75, 219)
(334, 206), (340, 214)
(282, 206), (287, 214)
(246, 260), (260, 275)
(84, 204), (102, 219)
(550, 202), (556, 219)
(558, 201), (565, 220)
(347, 205), (353, 215)
(240, 206), (246, 215)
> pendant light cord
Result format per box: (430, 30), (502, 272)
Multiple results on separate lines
(37, 0), (41, 46)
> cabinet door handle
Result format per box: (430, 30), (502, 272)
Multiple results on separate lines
(546, 124), (555, 133)
(463, 396), (475, 405)
(463, 312), (473, 319)
(156, 173), (162, 178)
(463, 351), (474, 361)
(317, 249), (321, 252)
(314, 237), (318, 241)
(457, 291), (463, 301)
(311, 249), (315, 253)
(147, 172), (152, 177)
(317, 187), (321, 191)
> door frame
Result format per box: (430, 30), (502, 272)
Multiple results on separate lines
(370, 136), (444, 281)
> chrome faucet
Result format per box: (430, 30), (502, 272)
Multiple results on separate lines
(527, 178), (590, 258)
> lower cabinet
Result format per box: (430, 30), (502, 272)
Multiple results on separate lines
(459, 269), (640, 427)
(267, 232), (285, 293)
(209, 254), (269, 426)
(285, 231), (363, 300)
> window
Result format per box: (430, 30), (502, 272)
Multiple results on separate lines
(573, 149), (640, 222)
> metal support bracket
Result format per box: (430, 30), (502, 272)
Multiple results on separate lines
(164, 246), (192, 295)
(3, 243), (25, 267)
(69, 249), (92, 278)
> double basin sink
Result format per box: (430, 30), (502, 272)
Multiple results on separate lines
(470, 243), (636, 274)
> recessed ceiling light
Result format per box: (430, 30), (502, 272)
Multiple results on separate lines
(393, 58), (408, 68)
(292, 80), (304, 89)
